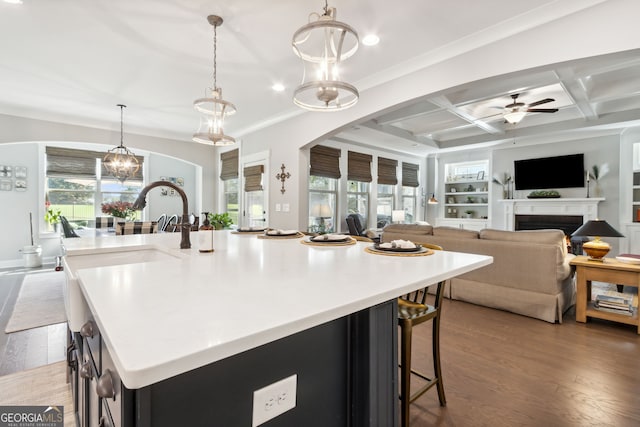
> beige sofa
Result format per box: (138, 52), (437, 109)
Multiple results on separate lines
(382, 224), (576, 323)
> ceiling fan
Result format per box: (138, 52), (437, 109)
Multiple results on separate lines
(503, 93), (558, 124)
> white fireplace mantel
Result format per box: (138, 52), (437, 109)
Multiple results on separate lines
(499, 198), (604, 231)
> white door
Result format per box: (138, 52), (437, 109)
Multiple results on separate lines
(241, 158), (268, 227)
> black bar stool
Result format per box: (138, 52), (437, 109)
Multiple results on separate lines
(398, 242), (446, 427)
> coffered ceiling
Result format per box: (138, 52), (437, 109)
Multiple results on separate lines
(0, 0), (638, 157)
(334, 51), (640, 156)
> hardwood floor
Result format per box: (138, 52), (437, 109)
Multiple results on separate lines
(408, 298), (640, 427)
(0, 265), (66, 376)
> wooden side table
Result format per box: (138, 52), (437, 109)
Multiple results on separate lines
(570, 256), (640, 334)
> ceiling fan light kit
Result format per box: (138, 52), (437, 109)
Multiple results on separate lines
(503, 93), (558, 124)
(193, 15), (237, 146)
(292, 1), (359, 111)
(103, 104), (140, 183)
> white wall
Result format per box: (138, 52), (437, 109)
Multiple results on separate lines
(146, 152), (199, 221)
(490, 135), (620, 231)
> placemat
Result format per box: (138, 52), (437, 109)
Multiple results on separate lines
(257, 231), (305, 240)
(301, 237), (356, 247)
(231, 230), (266, 234)
(365, 246), (434, 257)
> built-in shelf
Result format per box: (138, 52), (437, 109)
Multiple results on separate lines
(442, 160), (490, 222)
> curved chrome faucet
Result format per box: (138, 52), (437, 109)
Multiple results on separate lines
(132, 181), (191, 249)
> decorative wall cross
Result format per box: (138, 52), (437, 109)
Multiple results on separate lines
(276, 164), (291, 194)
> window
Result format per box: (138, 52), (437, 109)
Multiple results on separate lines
(309, 176), (337, 233)
(45, 147), (143, 228)
(347, 180), (369, 225)
(401, 162), (419, 224)
(402, 187), (417, 224)
(220, 149), (239, 224)
(376, 184), (394, 228)
(377, 157), (398, 229)
(223, 179), (239, 225)
(308, 145), (341, 233)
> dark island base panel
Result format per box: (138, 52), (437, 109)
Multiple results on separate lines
(127, 300), (397, 427)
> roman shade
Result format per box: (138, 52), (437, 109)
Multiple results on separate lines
(347, 151), (372, 182)
(310, 145), (341, 179)
(46, 146), (143, 180)
(244, 165), (264, 192)
(377, 157), (398, 185)
(402, 162), (419, 187)
(220, 149), (239, 181)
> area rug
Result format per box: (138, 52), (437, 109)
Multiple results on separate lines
(5, 271), (66, 333)
(0, 361), (74, 427)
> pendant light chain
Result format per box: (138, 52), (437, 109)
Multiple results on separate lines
(119, 104), (125, 148)
(213, 22), (217, 91)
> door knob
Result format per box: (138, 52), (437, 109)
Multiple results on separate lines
(97, 369), (116, 400)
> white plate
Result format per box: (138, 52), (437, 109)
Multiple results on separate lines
(615, 256), (640, 264)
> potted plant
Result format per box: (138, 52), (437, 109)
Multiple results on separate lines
(101, 201), (136, 221)
(45, 208), (62, 232)
(464, 210), (474, 219)
(208, 212), (233, 230)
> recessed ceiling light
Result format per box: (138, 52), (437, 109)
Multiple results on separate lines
(362, 34), (380, 46)
(4, 0), (23, 4)
(272, 83), (285, 92)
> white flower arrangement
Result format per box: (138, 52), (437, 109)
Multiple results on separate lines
(589, 163), (609, 181)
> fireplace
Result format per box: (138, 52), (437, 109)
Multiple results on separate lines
(500, 198), (604, 231)
(515, 214), (583, 235)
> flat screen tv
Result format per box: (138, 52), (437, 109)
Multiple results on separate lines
(514, 153), (584, 190)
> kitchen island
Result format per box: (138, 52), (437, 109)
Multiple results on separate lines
(63, 231), (492, 427)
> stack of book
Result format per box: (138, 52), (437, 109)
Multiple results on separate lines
(594, 294), (634, 316)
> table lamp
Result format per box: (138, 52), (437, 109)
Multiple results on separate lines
(571, 219), (624, 261)
(310, 204), (332, 230)
(392, 210), (406, 224)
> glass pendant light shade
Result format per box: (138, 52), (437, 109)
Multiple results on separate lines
(193, 15), (236, 145)
(193, 87), (236, 145)
(292, 3), (359, 111)
(504, 109), (527, 124)
(104, 104), (140, 183)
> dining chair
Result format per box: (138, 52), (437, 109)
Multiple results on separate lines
(60, 216), (80, 238)
(398, 242), (446, 427)
(115, 221), (158, 235)
(95, 216), (115, 229)
(156, 214), (167, 232)
(164, 214), (179, 232)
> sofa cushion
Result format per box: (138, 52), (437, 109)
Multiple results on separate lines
(433, 226), (479, 239)
(479, 228), (564, 244)
(480, 228), (568, 259)
(382, 223), (433, 236)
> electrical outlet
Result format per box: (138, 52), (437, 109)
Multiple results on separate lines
(252, 374), (297, 427)
(283, 203), (290, 212)
(275, 203), (281, 212)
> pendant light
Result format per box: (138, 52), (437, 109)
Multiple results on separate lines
(103, 104), (140, 183)
(193, 15), (236, 146)
(292, 1), (359, 111)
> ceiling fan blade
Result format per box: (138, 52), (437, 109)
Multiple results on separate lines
(505, 102), (525, 109)
(526, 108), (558, 113)
(527, 98), (555, 107)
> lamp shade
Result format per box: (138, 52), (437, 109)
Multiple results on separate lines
(311, 204), (332, 218)
(503, 110), (527, 124)
(427, 193), (438, 204)
(571, 219), (623, 261)
(392, 210), (405, 223)
(571, 220), (624, 238)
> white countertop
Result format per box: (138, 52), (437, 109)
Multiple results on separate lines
(65, 231), (492, 389)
